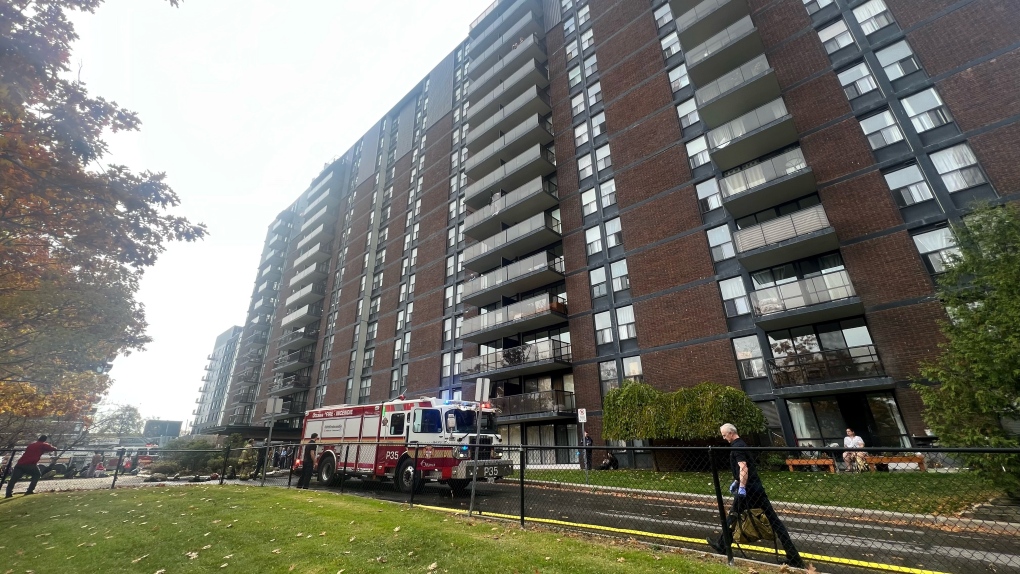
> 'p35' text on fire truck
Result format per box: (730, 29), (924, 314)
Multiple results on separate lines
(297, 397), (513, 493)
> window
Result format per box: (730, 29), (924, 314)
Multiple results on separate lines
(563, 15), (576, 36)
(447, 227), (456, 248)
(686, 136), (710, 168)
(585, 226), (603, 255)
(441, 352), (454, 377)
(566, 38), (579, 61)
(803, 0), (834, 15)
(578, 4), (590, 25)
(604, 217), (622, 249)
(369, 296), (380, 315)
(707, 225), (735, 261)
(599, 359), (619, 396)
(595, 144), (612, 172)
(676, 98), (699, 129)
(363, 348), (376, 372)
(837, 62), (878, 100)
(853, 0), (895, 35)
(444, 286), (456, 309)
(446, 255), (456, 278)
(575, 122), (590, 147)
(901, 88), (953, 132)
(719, 277), (751, 317)
(578, 154), (594, 179)
(733, 336), (766, 379)
(929, 144), (986, 192)
(912, 227), (959, 274)
(622, 355), (643, 383)
(591, 111), (606, 138)
(587, 82), (603, 106)
(397, 308), (407, 330)
(696, 179), (722, 212)
(561, 0), (572, 14)
(582, 188), (598, 216)
(583, 54), (598, 77)
(860, 110), (904, 150)
(654, 3), (673, 27)
(348, 350), (357, 376)
(366, 321), (378, 342)
(572, 92), (586, 116)
(884, 164), (933, 207)
(443, 318), (454, 342)
(818, 20), (853, 54)
(590, 267), (608, 298)
(581, 29), (595, 51)
(569, 65), (582, 88)
(661, 32), (682, 59)
(668, 64), (690, 92)
(610, 259), (629, 292)
(600, 179), (617, 207)
(616, 306), (636, 341)
(594, 311), (614, 344)
(875, 40), (920, 81)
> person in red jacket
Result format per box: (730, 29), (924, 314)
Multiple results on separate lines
(5, 435), (57, 498)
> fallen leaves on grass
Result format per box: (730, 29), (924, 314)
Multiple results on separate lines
(131, 554), (149, 563)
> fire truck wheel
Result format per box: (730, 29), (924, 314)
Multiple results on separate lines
(395, 458), (424, 494)
(317, 457), (338, 486)
(447, 479), (470, 494)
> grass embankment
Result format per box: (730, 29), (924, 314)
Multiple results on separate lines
(0, 486), (739, 574)
(520, 469), (1004, 514)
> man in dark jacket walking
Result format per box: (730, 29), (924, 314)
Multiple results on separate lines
(296, 433), (318, 489)
(707, 424), (805, 569)
(5, 436), (57, 498)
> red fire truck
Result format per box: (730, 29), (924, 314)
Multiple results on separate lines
(296, 397), (513, 493)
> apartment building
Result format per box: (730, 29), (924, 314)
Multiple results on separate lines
(192, 326), (242, 434)
(222, 0), (1020, 456)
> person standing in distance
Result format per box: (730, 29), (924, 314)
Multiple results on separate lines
(707, 424), (805, 569)
(582, 431), (594, 470)
(296, 433), (318, 489)
(5, 435), (57, 498)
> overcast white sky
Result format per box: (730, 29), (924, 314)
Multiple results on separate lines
(71, 0), (490, 426)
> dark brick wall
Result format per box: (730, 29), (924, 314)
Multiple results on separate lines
(867, 300), (946, 382)
(801, 119), (875, 184)
(766, 32), (830, 90)
(642, 338), (742, 391)
(971, 122), (1020, 196)
(628, 233), (716, 297)
(842, 231), (934, 307)
(906, 1), (1020, 77)
(635, 283), (728, 348)
(939, 47), (1020, 132)
(619, 185), (701, 249)
(611, 105), (684, 170)
(894, 385), (928, 437)
(885, 0), (959, 29)
(615, 147), (691, 206)
(604, 72), (673, 134)
(786, 73), (851, 134)
(592, 2), (656, 73)
(819, 171), (903, 242)
(754, 0), (812, 51)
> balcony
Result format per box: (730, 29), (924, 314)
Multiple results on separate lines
(260, 249), (283, 268)
(468, 33), (547, 105)
(272, 350), (314, 373)
(300, 205), (334, 233)
(235, 367), (260, 384)
(462, 251), (565, 307)
(269, 232), (288, 250)
(296, 222), (333, 251)
(301, 188), (338, 218)
(289, 262), (329, 288)
(228, 413), (252, 425)
(734, 204), (837, 271)
(251, 296), (277, 314)
(244, 331), (268, 347)
(677, 0), (751, 50)
(463, 212), (561, 273)
(280, 304), (322, 330)
(269, 374), (311, 396)
(278, 327), (319, 352)
(461, 293), (568, 343)
(464, 115), (554, 180)
(467, 59), (550, 127)
(256, 279), (278, 294)
(464, 177), (559, 240)
(292, 243), (331, 269)
(686, 16), (764, 86)
(461, 340), (572, 380)
(467, 0), (541, 60)
(720, 147), (815, 218)
(750, 271), (864, 329)
(464, 145), (556, 209)
(493, 390), (576, 420)
(260, 265), (281, 282)
(466, 86), (551, 153)
(233, 390), (259, 405)
(285, 282), (326, 308)
(696, 54), (780, 128)
(707, 97), (797, 171)
(768, 345), (888, 391)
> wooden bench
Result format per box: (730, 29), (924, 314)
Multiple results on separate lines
(864, 455), (926, 472)
(786, 458), (836, 473)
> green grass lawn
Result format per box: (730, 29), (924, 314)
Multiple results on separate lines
(519, 468), (1004, 514)
(0, 486), (741, 574)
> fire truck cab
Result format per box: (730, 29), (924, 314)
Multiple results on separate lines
(298, 397), (513, 493)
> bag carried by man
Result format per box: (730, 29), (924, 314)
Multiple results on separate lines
(731, 508), (774, 544)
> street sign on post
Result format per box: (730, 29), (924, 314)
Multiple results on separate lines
(261, 397), (284, 485)
(577, 408), (587, 423)
(474, 378), (491, 403)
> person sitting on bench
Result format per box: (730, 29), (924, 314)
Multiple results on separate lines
(843, 428), (866, 471)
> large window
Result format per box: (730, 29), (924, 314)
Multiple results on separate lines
(591, 111), (606, 138)
(901, 88), (952, 132)
(677, 98), (699, 129)
(599, 360), (618, 396)
(653, 3), (673, 28)
(590, 267), (608, 298)
(616, 306), (636, 341)
(595, 144), (612, 172)
(803, 0), (834, 15)
(696, 178), (721, 213)
(604, 217), (623, 249)
(883, 164), (933, 207)
(853, 0), (895, 35)
(719, 276), (751, 317)
(875, 41), (920, 81)
(686, 136), (710, 168)
(594, 310), (614, 344)
(733, 335), (766, 379)
(569, 65), (582, 88)
(707, 225), (735, 261)
(575, 122), (590, 147)
(583, 54), (598, 77)
(929, 144), (987, 192)
(837, 62), (878, 100)
(566, 37), (579, 61)
(581, 29), (595, 51)
(860, 110), (904, 150)
(818, 20), (853, 54)
(610, 259), (630, 293)
(578, 154), (594, 179)
(622, 355), (643, 383)
(581, 188), (598, 216)
(585, 226), (603, 255)
(767, 318), (881, 386)
(572, 92), (586, 116)
(912, 227), (959, 274)
(661, 32), (682, 59)
(587, 82), (603, 106)
(600, 179), (617, 207)
(669, 64), (690, 92)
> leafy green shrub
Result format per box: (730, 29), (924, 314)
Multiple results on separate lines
(146, 461), (180, 475)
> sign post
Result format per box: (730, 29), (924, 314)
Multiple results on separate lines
(577, 408), (589, 484)
(469, 378), (491, 515)
(261, 397), (283, 486)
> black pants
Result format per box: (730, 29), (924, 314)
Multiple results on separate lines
(5, 465), (41, 497)
(715, 484), (802, 564)
(297, 463), (314, 489)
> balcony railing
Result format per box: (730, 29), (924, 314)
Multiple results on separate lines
(466, 86), (551, 151)
(467, 59), (549, 124)
(233, 391), (258, 404)
(464, 114), (554, 178)
(492, 390), (576, 417)
(300, 205), (333, 232)
(285, 282), (326, 307)
(462, 212), (561, 263)
(687, 15), (755, 67)
(281, 304), (322, 329)
(277, 327), (319, 349)
(289, 262), (329, 288)
(464, 145), (556, 208)
(462, 251), (564, 300)
(270, 374), (311, 394)
(468, 0), (534, 55)
(708, 98), (788, 150)
(696, 53), (770, 106)
(469, 33), (542, 101)
(733, 204), (830, 253)
(677, 0), (731, 32)
(461, 340), (572, 378)
(463, 177), (557, 232)
(292, 244), (330, 269)
(768, 345), (885, 388)
(750, 271), (856, 316)
(720, 147), (808, 199)
(273, 350), (314, 369)
(297, 222), (332, 251)
(462, 293), (567, 338)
